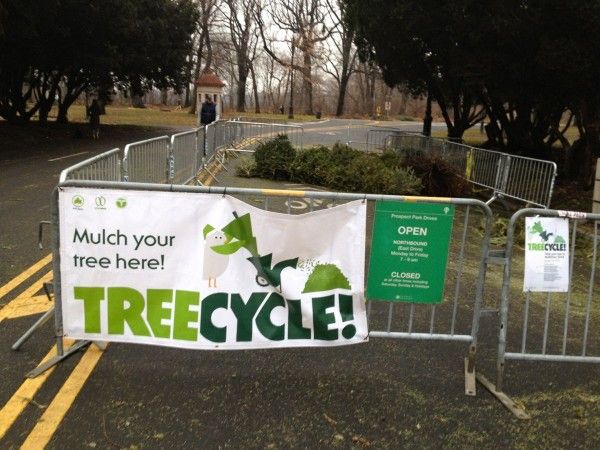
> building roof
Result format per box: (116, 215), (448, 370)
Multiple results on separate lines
(195, 69), (225, 88)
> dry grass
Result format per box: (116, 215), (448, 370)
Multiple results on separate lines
(41, 105), (320, 128)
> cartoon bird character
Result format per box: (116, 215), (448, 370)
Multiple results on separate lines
(202, 225), (231, 288)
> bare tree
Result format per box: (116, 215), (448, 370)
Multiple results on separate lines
(356, 61), (378, 118)
(190, 0), (221, 114)
(321, 0), (356, 116)
(221, 0), (262, 112)
(255, 0), (333, 115)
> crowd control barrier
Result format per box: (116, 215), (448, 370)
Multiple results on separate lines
(60, 120), (306, 187)
(60, 148), (122, 182)
(122, 136), (171, 183)
(19, 119), (597, 419)
(226, 121), (304, 151)
(170, 129), (203, 185)
(382, 130), (558, 208)
(27, 180), (494, 400)
(478, 208), (600, 419)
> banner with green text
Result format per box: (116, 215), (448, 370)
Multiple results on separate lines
(59, 187), (368, 349)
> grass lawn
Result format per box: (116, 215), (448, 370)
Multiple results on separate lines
(433, 125), (582, 147)
(45, 104), (320, 128)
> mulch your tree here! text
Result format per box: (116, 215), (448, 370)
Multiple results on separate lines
(71, 228), (174, 270)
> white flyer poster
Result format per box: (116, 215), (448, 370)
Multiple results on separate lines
(59, 187), (368, 349)
(524, 217), (569, 292)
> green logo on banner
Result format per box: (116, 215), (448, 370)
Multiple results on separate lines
(115, 198), (127, 208)
(72, 195), (84, 208)
(366, 201), (455, 304)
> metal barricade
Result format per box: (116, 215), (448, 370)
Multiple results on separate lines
(226, 121), (304, 151)
(40, 179), (494, 396)
(205, 122), (217, 162)
(468, 148), (506, 193)
(387, 133), (429, 156)
(234, 116), (290, 124)
(170, 130), (198, 185)
(196, 127), (205, 172)
(501, 156), (557, 208)
(479, 208), (600, 418)
(365, 128), (404, 151)
(385, 133), (557, 208)
(59, 148), (122, 182)
(122, 136), (170, 183)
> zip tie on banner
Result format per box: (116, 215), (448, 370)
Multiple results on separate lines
(362, 194), (367, 204)
(222, 187), (227, 198)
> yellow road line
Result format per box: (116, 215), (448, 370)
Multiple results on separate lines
(0, 339), (73, 440)
(0, 255), (52, 301)
(403, 196), (453, 203)
(0, 271), (53, 323)
(261, 188), (306, 197)
(6, 295), (53, 319)
(20, 345), (105, 450)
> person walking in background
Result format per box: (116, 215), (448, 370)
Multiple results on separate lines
(200, 96), (216, 125)
(87, 99), (101, 139)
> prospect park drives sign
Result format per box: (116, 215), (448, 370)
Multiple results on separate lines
(367, 201), (455, 304)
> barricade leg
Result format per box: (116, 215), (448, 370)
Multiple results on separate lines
(12, 282), (54, 350)
(12, 306), (54, 351)
(475, 210), (531, 419)
(25, 188), (93, 378)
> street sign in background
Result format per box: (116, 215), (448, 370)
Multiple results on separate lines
(367, 201), (455, 304)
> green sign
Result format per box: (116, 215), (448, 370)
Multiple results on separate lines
(367, 201), (455, 304)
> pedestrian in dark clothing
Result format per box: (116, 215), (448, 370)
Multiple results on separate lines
(200, 97), (217, 125)
(87, 99), (101, 139)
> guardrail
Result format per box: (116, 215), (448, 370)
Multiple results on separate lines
(36, 179), (493, 398)
(384, 131), (557, 208)
(61, 120), (305, 187)
(59, 148), (122, 182)
(477, 207), (600, 419)
(226, 121), (304, 151)
(123, 136), (171, 183)
(170, 129), (200, 185)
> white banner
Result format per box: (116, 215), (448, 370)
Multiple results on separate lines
(59, 187), (368, 349)
(524, 217), (569, 292)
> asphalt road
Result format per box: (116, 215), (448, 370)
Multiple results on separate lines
(1, 118), (598, 449)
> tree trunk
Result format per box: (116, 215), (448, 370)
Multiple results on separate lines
(236, 72), (247, 112)
(56, 104), (69, 123)
(335, 74), (350, 117)
(250, 65), (260, 114)
(422, 91), (432, 136)
(302, 51), (313, 115)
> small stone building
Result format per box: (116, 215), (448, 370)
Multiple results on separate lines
(195, 69), (225, 125)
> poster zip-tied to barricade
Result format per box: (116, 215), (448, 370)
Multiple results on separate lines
(59, 187), (368, 349)
(524, 217), (569, 292)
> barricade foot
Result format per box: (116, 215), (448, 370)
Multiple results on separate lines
(226, 148), (240, 159)
(216, 153), (229, 172)
(26, 340), (91, 378)
(476, 372), (531, 420)
(464, 357), (476, 396)
(204, 167), (220, 183)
